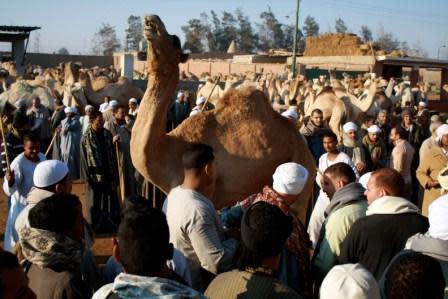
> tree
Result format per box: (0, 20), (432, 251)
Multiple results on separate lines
(181, 18), (208, 53)
(206, 10), (223, 52)
(91, 23), (121, 56)
(375, 30), (401, 52)
(360, 25), (373, 42)
(257, 6), (285, 51)
(303, 16), (319, 37)
(57, 47), (69, 55)
(335, 18), (347, 33)
(125, 15), (143, 51)
(235, 9), (257, 53)
(283, 24), (305, 53)
(220, 11), (239, 51)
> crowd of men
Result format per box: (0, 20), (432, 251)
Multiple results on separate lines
(0, 83), (447, 299)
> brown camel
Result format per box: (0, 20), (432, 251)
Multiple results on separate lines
(130, 15), (316, 222)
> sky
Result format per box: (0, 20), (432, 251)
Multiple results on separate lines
(1, 0), (447, 58)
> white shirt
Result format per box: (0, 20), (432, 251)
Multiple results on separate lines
(99, 102), (109, 113)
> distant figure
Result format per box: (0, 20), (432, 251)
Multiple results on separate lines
(80, 105), (94, 135)
(128, 98), (139, 116)
(59, 107), (81, 180)
(27, 97), (51, 152)
(99, 95), (111, 113)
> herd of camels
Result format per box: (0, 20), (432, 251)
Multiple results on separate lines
(0, 15), (434, 221)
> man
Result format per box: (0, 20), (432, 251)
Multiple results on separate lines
(308, 131), (358, 248)
(164, 144), (238, 291)
(27, 97), (51, 152)
(362, 124), (388, 169)
(338, 122), (369, 175)
(2, 135), (45, 251)
(220, 162), (312, 298)
(312, 163), (367, 283)
(169, 91), (190, 129)
(205, 202), (301, 299)
(390, 125), (415, 198)
(21, 193), (90, 299)
(79, 105), (94, 135)
(339, 168), (429, 279)
(401, 108), (424, 150)
(99, 95), (111, 113)
(376, 109), (392, 153)
(359, 115), (376, 140)
(0, 251), (36, 299)
(300, 108), (330, 162)
(80, 110), (119, 231)
(93, 202), (204, 298)
(104, 105), (136, 201)
(416, 124), (448, 216)
(419, 120), (442, 160)
(60, 107), (82, 180)
(102, 100), (119, 123)
(128, 98), (139, 116)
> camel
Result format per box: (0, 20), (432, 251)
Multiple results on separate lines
(0, 79), (55, 109)
(130, 15), (316, 222)
(86, 70), (111, 91)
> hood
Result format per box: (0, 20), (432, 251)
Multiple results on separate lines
(112, 273), (205, 298)
(406, 233), (448, 262)
(325, 182), (366, 217)
(366, 196), (420, 216)
(26, 187), (54, 205)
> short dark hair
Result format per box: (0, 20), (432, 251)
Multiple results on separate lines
(28, 193), (81, 234)
(362, 115), (375, 124)
(118, 201), (170, 276)
(322, 131), (337, 141)
(237, 202), (292, 270)
(311, 108), (323, 116)
(392, 125), (408, 140)
(23, 134), (40, 144)
(182, 143), (214, 172)
(371, 168), (405, 197)
(0, 251), (21, 298)
(324, 162), (356, 184)
(384, 251), (445, 299)
(89, 109), (102, 123)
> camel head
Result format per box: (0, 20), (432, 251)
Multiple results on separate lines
(144, 15), (188, 76)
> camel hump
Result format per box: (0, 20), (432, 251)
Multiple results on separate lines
(215, 86), (272, 118)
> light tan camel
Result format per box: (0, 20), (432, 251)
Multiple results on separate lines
(0, 80), (55, 109)
(130, 15), (316, 222)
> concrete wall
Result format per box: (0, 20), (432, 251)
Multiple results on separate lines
(179, 61), (287, 77)
(24, 53), (113, 68)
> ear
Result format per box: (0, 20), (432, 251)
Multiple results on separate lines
(54, 183), (63, 193)
(336, 180), (345, 190)
(204, 162), (213, 176)
(379, 188), (388, 197)
(167, 243), (174, 261)
(112, 237), (121, 263)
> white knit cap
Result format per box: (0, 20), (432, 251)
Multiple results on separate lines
(436, 124), (448, 142)
(64, 106), (75, 114)
(177, 92), (184, 99)
(85, 105), (94, 112)
(33, 160), (69, 188)
(418, 101), (428, 107)
(272, 162), (309, 195)
(189, 108), (200, 116)
(196, 96), (206, 105)
(358, 172), (372, 189)
(367, 125), (381, 134)
(428, 196), (448, 240)
(109, 100), (119, 107)
(129, 98), (138, 104)
(343, 122), (358, 133)
(320, 264), (381, 299)
(281, 110), (298, 120)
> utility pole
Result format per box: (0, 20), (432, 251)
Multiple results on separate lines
(291, 0), (301, 77)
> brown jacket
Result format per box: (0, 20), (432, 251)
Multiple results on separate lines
(26, 263), (88, 299)
(416, 145), (448, 216)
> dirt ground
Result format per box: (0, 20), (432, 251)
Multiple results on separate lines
(0, 179), (113, 264)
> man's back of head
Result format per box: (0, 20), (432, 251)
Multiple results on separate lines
(367, 168), (405, 203)
(182, 143), (214, 174)
(118, 199), (171, 277)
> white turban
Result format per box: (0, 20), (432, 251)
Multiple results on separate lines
(177, 92), (184, 99)
(272, 162), (309, 195)
(435, 124), (448, 142)
(15, 99), (27, 109)
(281, 110), (298, 120)
(109, 100), (119, 107)
(428, 196), (448, 241)
(129, 98), (138, 104)
(343, 122), (358, 133)
(419, 101), (428, 107)
(358, 172), (372, 189)
(85, 105), (94, 112)
(367, 125), (381, 134)
(320, 264), (381, 299)
(33, 160), (69, 188)
(64, 106), (75, 114)
(189, 108), (200, 117)
(196, 96), (206, 106)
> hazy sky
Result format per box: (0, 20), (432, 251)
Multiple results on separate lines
(1, 0), (447, 58)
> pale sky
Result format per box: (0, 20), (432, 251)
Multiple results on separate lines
(1, 0), (447, 58)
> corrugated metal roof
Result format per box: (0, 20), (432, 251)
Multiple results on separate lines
(0, 26), (40, 33)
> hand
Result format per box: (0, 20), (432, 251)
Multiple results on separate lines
(356, 161), (366, 173)
(113, 135), (120, 143)
(5, 170), (15, 187)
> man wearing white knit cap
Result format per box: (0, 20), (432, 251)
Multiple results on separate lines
(362, 124), (387, 169)
(128, 98), (139, 116)
(60, 105), (82, 180)
(281, 109), (299, 122)
(15, 160), (71, 235)
(339, 121), (368, 174)
(320, 263), (380, 299)
(221, 162), (313, 298)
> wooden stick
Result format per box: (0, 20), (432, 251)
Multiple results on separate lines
(201, 77), (220, 112)
(0, 120), (10, 172)
(45, 131), (58, 157)
(115, 141), (125, 202)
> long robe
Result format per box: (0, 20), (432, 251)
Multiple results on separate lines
(60, 116), (82, 180)
(104, 118), (136, 201)
(2, 152), (46, 251)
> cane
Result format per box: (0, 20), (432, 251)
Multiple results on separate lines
(115, 141), (125, 203)
(0, 120), (10, 173)
(45, 131), (58, 157)
(201, 77), (220, 112)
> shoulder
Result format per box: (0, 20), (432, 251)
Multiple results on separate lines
(92, 283), (114, 299)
